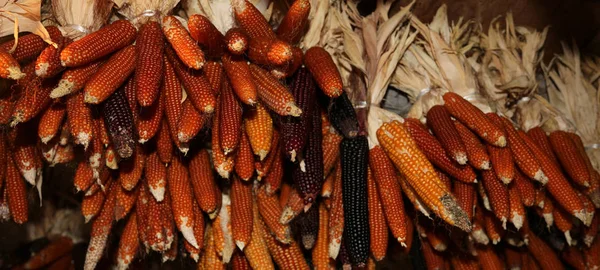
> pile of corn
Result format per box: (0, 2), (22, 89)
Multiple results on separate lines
(0, 0), (599, 269)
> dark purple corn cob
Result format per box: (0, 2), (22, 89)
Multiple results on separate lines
(295, 201), (319, 250)
(340, 135), (369, 267)
(281, 67), (316, 162)
(292, 100), (323, 205)
(328, 92), (359, 139)
(103, 88), (136, 159)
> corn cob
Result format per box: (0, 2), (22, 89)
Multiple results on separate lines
(276, 0), (310, 44)
(13, 130), (40, 185)
(248, 37), (293, 66)
(452, 180), (475, 222)
(114, 212), (139, 269)
(553, 204), (574, 245)
(0, 50), (25, 79)
(118, 145), (144, 190)
(188, 14), (225, 57)
(535, 190), (555, 227)
(38, 102), (66, 144)
(165, 46), (216, 113)
(1, 26), (61, 63)
(23, 236), (73, 269)
(189, 149), (220, 218)
(525, 231), (564, 270)
(102, 87), (136, 159)
(481, 169), (510, 227)
(453, 120), (490, 170)
(6, 155), (27, 224)
(214, 193), (234, 263)
(293, 108), (323, 205)
(508, 181), (525, 230)
(65, 91), (94, 149)
(304, 46), (343, 98)
(323, 132), (343, 178)
(35, 36), (70, 78)
(282, 67), (316, 161)
(562, 245), (586, 270)
(220, 78), (243, 154)
(221, 54), (257, 105)
(235, 130), (254, 181)
(255, 130), (280, 180)
(483, 209), (504, 244)
(81, 183), (107, 223)
(403, 118), (477, 183)
(114, 184), (139, 220)
(162, 56), (187, 154)
(249, 64), (302, 116)
(487, 144), (515, 184)
(84, 183), (116, 270)
(427, 105), (468, 164)
(513, 169), (535, 207)
(291, 203), (317, 250)
(143, 152), (165, 202)
(145, 187), (170, 251)
(200, 225), (222, 269)
(137, 92), (163, 144)
(156, 119), (173, 163)
(476, 244), (504, 270)
(162, 218), (178, 262)
(526, 127), (559, 163)
(177, 100), (207, 143)
(232, 251), (251, 270)
(313, 203), (332, 266)
(167, 158), (199, 249)
(586, 237), (600, 270)
(224, 28), (249, 55)
(257, 186), (292, 243)
(328, 92), (360, 139)
(135, 21), (164, 107)
(204, 61), (223, 95)
(568, 132), (600, 206)
(503, 247), (522, 270)
(84, 45), (136, 104)
(584, 213), (599, 247)
(231, 175), (253, 250)
(244, 103), (273, 160)
(244, 200), (275, 269)
(188, 201), (207, 262)
(263, 147), (283, 195)
(450, 254), (479, 270)
(52, 144), (75, 165)
(211, 99), (234, 178)
(421, 240), (446, 270)
(518, 130), (586, 223)
(231, 0), (276, 39)
(0, 188), (9, 222)
(470, 205), (489, 245)
(365, 168), (388, 261)
(0, 90), (18, 125)
(442, 92), (506, 147)
(162, 16), (205, 69)
(417, 219), (449, 251)
(280, 186), (305, 224)
(398, 172), (432, 217)
(11, 77), (57, 127)
(548, 131), (591, 187)
(74, 160), (94, 193)
(260, 216), (309, 270)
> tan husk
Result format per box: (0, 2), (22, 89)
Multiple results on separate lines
(51, 0), (113, 40)
(113, 0), (179, 27)
(0, 0), (56, 48)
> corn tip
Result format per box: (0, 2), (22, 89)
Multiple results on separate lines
(455, 152), (468, 165)
(7, 66), (25, 80)
(235, 240), (246, 251)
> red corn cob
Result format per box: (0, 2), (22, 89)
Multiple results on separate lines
(116, 213), (139, 270)
(13, 130), (40, 185)
(450, 254), (479, 270)
(11, 77), (56, 127)
(504, 247), (522, 270)
(220, 79), (243, 154)
(162, 16), (205, 70)
(0, 50), (25, 79)
(260, 217), (310, 270)
(257, 187), (292, 243)
(23, 236), (73, 269)
(6, 156), (28, 224)
(264, 146), (283, 195)
(476, 244), (504, 270)
(453, 180), (475, 221)
(50, 61), (102, 99)
(367, 168), (388, 261)
(144, 188), (169, 251)
(162, 226), (178, 262)
(145, 151), (166, 201)
(513, 169), (535, 207)
(84, 45), (136, 104)
(549, 131), (591, 187)
(35, 36), (70, 78)
(245, 103), (273, 160)
(271, 46), (303, 79)
(117, 143), (144, 190)
(508, 181), (525, 229)
(568, 132), (600, 206)
(222, 54), (258, 105)
(212, 99), (234, 178)
(38, 102), (66, 144)
(249, 64), (302, 116)
(231, 176), (253, 250)
(189, 149), (221, 219)
(74, 160), (94, 193)
(481, 169), (510, 228)
(66, 91), (94, 149)
(248, 37), (293, 66)
(527, 127), (559, 164)
(184, 201), (205, 262)
(1, 26), (62, 63)
(162, 56), (187, 154)
(518, 130), (587, 223)
(483, 209), (504, 244)
(487, 144), (515, 184)
(188, 14), (225, 57)
(304, 47), (343, 98)
(443, 92), (506, 147)
(203, 61), (223, 95)
(84, 183), (116, 270)
(328, 163), (344, 259)
(403, 118), (476, 183)
(165, 46), (216, 113)
(276, 0), (310, 44)
(114, 184), (139, 220)
(282, 68), (316, 161)
(177, 100), (207, 143)
(584, 213), (599, 247)
(61, 20), (135, 67)
(562, 245), (586, 270)
(156, 119), (173, 163)
(225, 28), (249, 55)
(81, 183), (107, 223)
(255, 130), (280, 180)
(168, 158), (199, 248)
(525, 230), (564, 270)
(554, 204), (574, 245)
(586, 236), (600, 270)
(454, 120), (490, 170)
(231, 0), (276, 39)
(135, 21), (164, 107)
(280, 186), (305, 224)
(421, 240), (446, 270)
(137, 91), (164, 144)
(427, 105), (468, 164)
(0, 90), (18, 125)
(322, 131), (343, 178)
(236, 130), (255, 181)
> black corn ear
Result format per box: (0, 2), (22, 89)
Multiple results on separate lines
(281, 67), (316, 161)
(328, 92), (359, 138)
(103, 88), (136, 159)
(292, 98), (323, 205)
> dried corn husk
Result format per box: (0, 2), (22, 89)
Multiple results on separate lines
(0, 0), (56, 48)
(50, 0), (113, 40)
(113, 0), (179, 26)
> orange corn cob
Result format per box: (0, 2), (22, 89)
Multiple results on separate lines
(403, 118), (476, 183)
(399, 173), (432, 217)
(249, 64), (302, 116)
(231, 176), (253, 250)
(61, 20), (135, 67)
(535, 190), (555, 227)
(162, 16), (205, 70)
(257, 186), (292, 243)
(137, 92), (164, 144)
(328, 163), (344, 259)
(81, 183), (107, 223)
(508, 181), (525, 229)
(322, 132), (343, 177)
(427, 105), (468, 164)
(513, 169), (535, 207)
(236, 130), (255, 180)
(50, 60), (103, 99)
(483, 209), (504, 244)
(454, 120), (490, 170)
(421, 240), (446, 270)
(304, 47), (343, 98)
(220, 79), (243, 154)
(165, 46), (216, 113)
(562, 245), (586, 270)
(245, 200), (275, 270)
(35, 36), (70, 78)
(496, 115), (547, 183)
(156, 119), (173, 163)
(437, 169), (452, 190)
(188, 14), (225, 57)
(222, 54), (258, 105)
(40, 137), (58, 165)
(271, 46), (303, 79)
(264, 147), (283, 195)
(527, 127), (559, 164)
(145, 188), (169, 251)
(168, 158), (199, 249)
(118, 146), (144, 190)
(553, 204), (574, 245)
(84, 183), (116, 270)
(280, 187), (304, 225)
(162, 56), (187, 154)
(0, 50), (25, 79)
(518, 130), (586, 223)
(74, 160), (94, 193)
(189, 149), (221, 219)
(162, 220), (179, 262)
(38, 102), (66, 144)
(104, 144), (119, 170)
(481, 169), (509, 227)
(260, 217), (310, 270)
(276, 0), (310, 44)
(279, 182), (292, 208)
(52, 144), (74, 165)
(231, 0), (276, 39)
(525, 231), (564, 270)
(1, 26), (61, 63)
(203, 61), (223, 95)
(212, 99), (234, 178)
(6, 156), (28, 224)
(476, 244), (504, 270)
(248, 37), (293, 66)
(255, 130), (280, 180)
(244, 103), (273, 160)
(487, 144), (515, 184)
(23, 236), (73, 269)
(13, 134), (40, 185)
(453, 180), (475, 221)
(11, 77), (56, 127)
(84, 45), (136, 104)
(549, 130), (591, 187)
(369, 145), (408, 244)
(177, 99), (207, 143)
(66, 91), (93, 149)
(367, 168), (388, 261)
(232, 251), (251, 270)
(114, 184), (139, 220)
(200, 225), (222, 269)
(312, 203), (331, 268)
(116, 212), (139, 269)
(145, 152), (166, 202)
(135, 21), (164, 107)
(224, 28), (249, 55)
(443, 92), (506, 147)
(92, 113), (110, 147)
